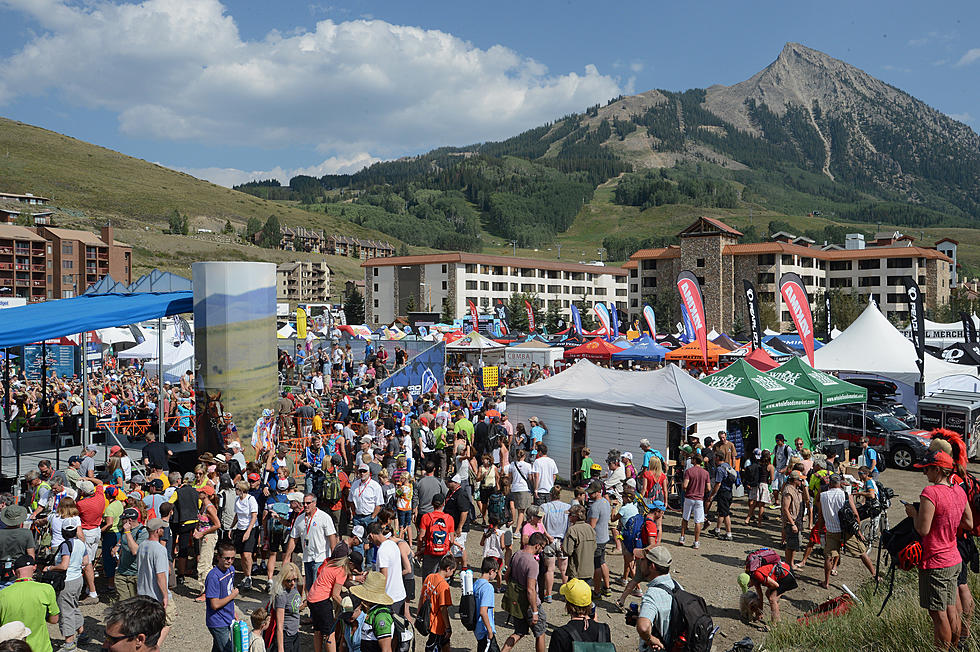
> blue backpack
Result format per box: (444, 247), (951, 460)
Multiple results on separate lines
(621, 513), (648, 553)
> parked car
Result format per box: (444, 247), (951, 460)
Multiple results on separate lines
(869, 401), (917, 428)
(820, 405), (931, 470)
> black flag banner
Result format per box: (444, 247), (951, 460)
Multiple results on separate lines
(902, 277), (925, 395)
(743, 279), (762, 350)
(961, 312), (977, 344)
(825, 293), (832, 341)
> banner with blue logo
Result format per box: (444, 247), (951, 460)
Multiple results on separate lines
(379, 342), (446, 397)
(681, 304), (696, 343)
(23, 344), (76, 379)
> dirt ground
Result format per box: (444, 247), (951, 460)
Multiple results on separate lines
(56, 464), (948, 652)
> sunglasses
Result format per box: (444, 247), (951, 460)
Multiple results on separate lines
(303, 500), (316, 505)
(104, 632), (136, 646)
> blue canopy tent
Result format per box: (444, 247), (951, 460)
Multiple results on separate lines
(610, 334), (668, 362)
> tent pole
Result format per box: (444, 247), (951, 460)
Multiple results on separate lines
(81, 332), (89, 447)
(158, 317), (165, 442)
(41, 342), (47, 417)
(2, 348), (7, 475)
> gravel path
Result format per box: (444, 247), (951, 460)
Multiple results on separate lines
(55, 465), (939, 652)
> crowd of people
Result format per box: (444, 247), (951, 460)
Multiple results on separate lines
(0, 340), (974, 652)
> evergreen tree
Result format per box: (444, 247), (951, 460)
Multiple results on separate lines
(343, 287), (365, 325)
(245, 217), (263, 242)
(260, 215), (281, 249)
(545, 301), (563, 333)
(222, 220), (234, 235)
(168, 209), (188, 235)
(440, 298), (454, 324)
(506, 292), (542, 332)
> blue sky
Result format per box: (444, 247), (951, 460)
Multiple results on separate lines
(0, 0), (977, 186)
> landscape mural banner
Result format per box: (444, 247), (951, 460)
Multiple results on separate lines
(643, 304), (657, 338)
(193, 262), (277, 458)
(778, 272), (816, 366)
(743, 279), (762, 350)
(524, 300), (536, 332)
(903, 277), (926, 392)
(379, 342), (445, 397)
(676, 271), (708, 365)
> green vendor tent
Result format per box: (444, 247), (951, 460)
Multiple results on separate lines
(768, 357), (867, 407)
(703, 359), (820, 451)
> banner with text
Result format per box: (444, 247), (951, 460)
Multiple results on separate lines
(676, 271), (709, 365)
(778, 272), (816, 366)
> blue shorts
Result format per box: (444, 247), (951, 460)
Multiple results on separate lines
(398, 510), (412, 528)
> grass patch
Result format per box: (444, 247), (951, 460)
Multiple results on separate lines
(764, 571), (980, 651)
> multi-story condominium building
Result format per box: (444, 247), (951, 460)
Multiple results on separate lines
(277, 261), (332, 303)
(0, 225), (50, 303)
(362, 253), (628, 325)
(627, 217), (953, 332)
(39, 224), (133, 299)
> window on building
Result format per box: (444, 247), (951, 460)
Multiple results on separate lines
(886, 276), (905, 286)
(548, 285), (561, 293)
(572, 286), (585, 294)
(373, 283), (378, 292)
(465, 280), (477, 290)
(643, 260), (657, 271)
(757, 254), (775, 265)
(802, 275), (814, 286)
(62, 290), (74, 299)
(858, 259), (880, 270)
(373, 299), (379, 308)
(757, 273), (774, 284)
(858, 276), (880, 287)
(616, 289), (627, 296)
(630, 284), (638, 293)
(630, 269), (638, 278)
(782, 311), (792, 322)
(62, 274), (73, 285)
(563, 300), (570, 308)
(521, 284), (535, 292)
(465, 264), (476, 273)
(564, 286), (570, 293)
(630, 299), (638, 308)
(441, 281), (447, 290)
(537, 284), (544, 292)
(480, 297), (490, 307)
(697, 276), (705, 285)
(696, 258), (705, 267)
(62, 243), (73, 255)
(886, 293), (906, 303)
(480, 281), (489, 291)
(918, 276), (926, 286)
(594, 288), (607, 296)
(760, 292), (775, 302)
(642, 277), (657, 288)
(511, 283), (518, 292)
(373, 268), (378, 276)
(830, 278), (852, 288)
(63, 260), (73, 269)
(829, 261), (851, 271)
(781, 255), (794, 265)
(886, 258), (913, 269)
(441, 264), (447, 273)
(492, 282), (507, 292)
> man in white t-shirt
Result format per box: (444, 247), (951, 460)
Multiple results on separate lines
(531, 443), (560, 505)
(818, 474), (874, 589)
(348, 465), (386, 531)
(368, 523), (407, 612)
(283, 492), (338, 593)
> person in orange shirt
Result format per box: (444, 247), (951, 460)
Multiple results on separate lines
(419, 555), (456, 652)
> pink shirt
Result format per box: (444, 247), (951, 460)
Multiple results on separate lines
(521, 521), (546, 541)
(920, 483), (967, 570)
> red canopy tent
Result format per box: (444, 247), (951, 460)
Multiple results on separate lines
(744, 346), (779, 371)
(564, 338), (625, 360)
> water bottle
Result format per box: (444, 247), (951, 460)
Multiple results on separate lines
(232, 619), (250, 652)
(461, 569), (473, 595)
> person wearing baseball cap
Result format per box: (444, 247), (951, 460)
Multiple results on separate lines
(908, 448), (972, 647)
(781, 469), (806, 568)
(0, 555), (58, 652)
(819, 472), (876, 590)
(137, 518), (174, 645)
(550, 579), (610, 651)
(115, 508), (146, 601)
(635, 546), (675, 650)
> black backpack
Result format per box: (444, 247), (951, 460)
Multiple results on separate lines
(459, 592), (477, 631)
(652, 581), (715, 652)
(874, 516), (923, 616)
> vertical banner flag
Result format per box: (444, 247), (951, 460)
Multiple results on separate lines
(676, 271), (709, 365)
(742, 280), (762, 350)
(593, 303), (611, 337)
(494, 300), (510, 335)
(524, 300), (536, 332)
(961, 312), (977, 344)
(778, 273), (816, 366)
(903, 277), (925, 394)
(609, 302), (620, 338)
(570, 305), (583, 337)
(468, 300), (479, 333)
(825, 292), (832, 341)
(643, 304), (657, 338)
(680, 304), (696, 343)
(296, 307), (307, 340)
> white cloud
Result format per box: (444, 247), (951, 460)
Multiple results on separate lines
(629, 61), (644, 73)
(948, 112), (974, 124)
(0, 0), (621, 157)
(170, 152), (383, 187)
(956, 48), (980, 67)
(908, 31), (957, 47)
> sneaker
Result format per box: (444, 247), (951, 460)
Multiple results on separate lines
(242, 577), (252, 590)
(712, 528), (721, 537)
(725, 533), (733, 541)
(679, 536), (686, 545)
(543, 596), (553, 604)
(61, 642), (77, 652)
(79, 595), (98, 605)
(693, 541), (701, 549)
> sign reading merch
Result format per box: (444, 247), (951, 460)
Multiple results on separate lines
(379, 342), (446, 397)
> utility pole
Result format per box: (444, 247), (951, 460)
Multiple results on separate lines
(557, 243), (562, 260)
(510, 241), (517, 256)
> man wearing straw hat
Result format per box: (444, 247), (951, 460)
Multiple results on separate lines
(349, 571), (397, 652)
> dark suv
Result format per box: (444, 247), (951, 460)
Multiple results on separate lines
(820, 405), (931, 470)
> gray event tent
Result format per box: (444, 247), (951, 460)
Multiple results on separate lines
(505, 360), (757, 479)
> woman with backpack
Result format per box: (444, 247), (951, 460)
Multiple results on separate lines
(640, 457), (668, 506)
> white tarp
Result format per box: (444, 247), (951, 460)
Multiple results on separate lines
(505, 341), (564, 368)
(143, 341), (194, 384)
(506, 359), (758, 424)
(117, 325), (182, 360)
(815, 303), (979, 390)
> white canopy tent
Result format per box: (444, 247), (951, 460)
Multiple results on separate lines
(143, 341), (194, 384)
(505, 360), (758, 479)
(903, 314), (980, 349)
(504, 340), (564, 368)
(815, 303), (980, 409)
(116, 324), (184, 360)
(446, 331), (505, 363)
